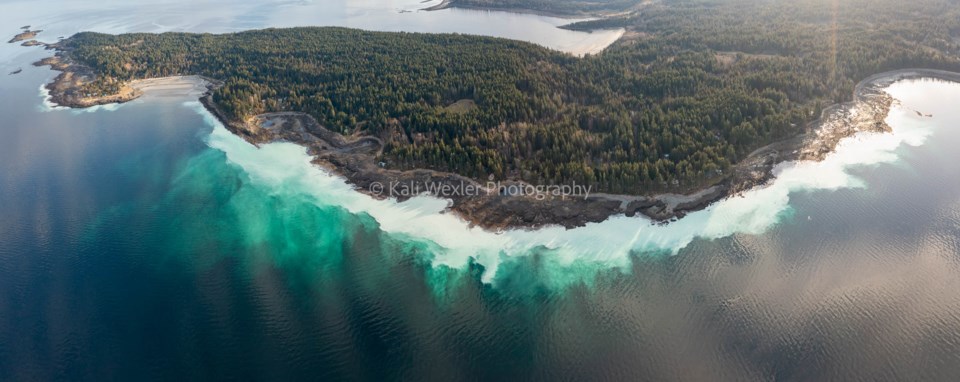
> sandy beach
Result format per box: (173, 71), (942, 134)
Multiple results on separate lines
(129, 76), (212, 99)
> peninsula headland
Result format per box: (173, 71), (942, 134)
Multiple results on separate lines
(21, 0), (960, 229)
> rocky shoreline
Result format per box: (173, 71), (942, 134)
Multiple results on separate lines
(33, 53), (151, 107)
(8, 29), (41, 44)
(28, 35), (960, 230)
(199, 69), (960, 230)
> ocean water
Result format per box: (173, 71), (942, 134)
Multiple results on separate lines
(0, 0), (622, 57)
(5, 2), (960, 381)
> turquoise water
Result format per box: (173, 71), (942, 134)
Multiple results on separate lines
(7, 2), (960, 379)
(196, 85), (939, 287)
(7, 67), (960, 381)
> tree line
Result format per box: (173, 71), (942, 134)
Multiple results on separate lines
(61, 0), (960, 194)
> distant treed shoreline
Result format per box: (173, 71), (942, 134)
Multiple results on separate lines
(434, 0), (639, 17)
(40, 0), (960, 195)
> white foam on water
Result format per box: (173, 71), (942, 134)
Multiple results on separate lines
(195, 82), (936, 283)
(36, 83), (125, 113)
(73, 103), (124, 113)
(37, 84), (68, 112)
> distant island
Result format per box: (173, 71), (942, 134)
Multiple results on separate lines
(8, 29), (41, 44)
(25, 0), (960, 229)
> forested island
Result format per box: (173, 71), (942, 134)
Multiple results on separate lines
(29, 0), (960, 229)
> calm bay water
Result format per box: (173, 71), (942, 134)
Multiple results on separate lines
(0, 0), (623, 57)
(4, 2), (960, 381)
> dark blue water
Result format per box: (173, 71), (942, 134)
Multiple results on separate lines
(6, 10), (960, 381)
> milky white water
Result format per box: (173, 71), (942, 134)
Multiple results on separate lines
(8, 0), (943, 282)
(8, 1), (960, 379)
(199, 80), (940, 282)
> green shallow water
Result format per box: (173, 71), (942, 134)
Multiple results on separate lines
(156, 141), (620, 296)
(7, 18), (960, 378)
